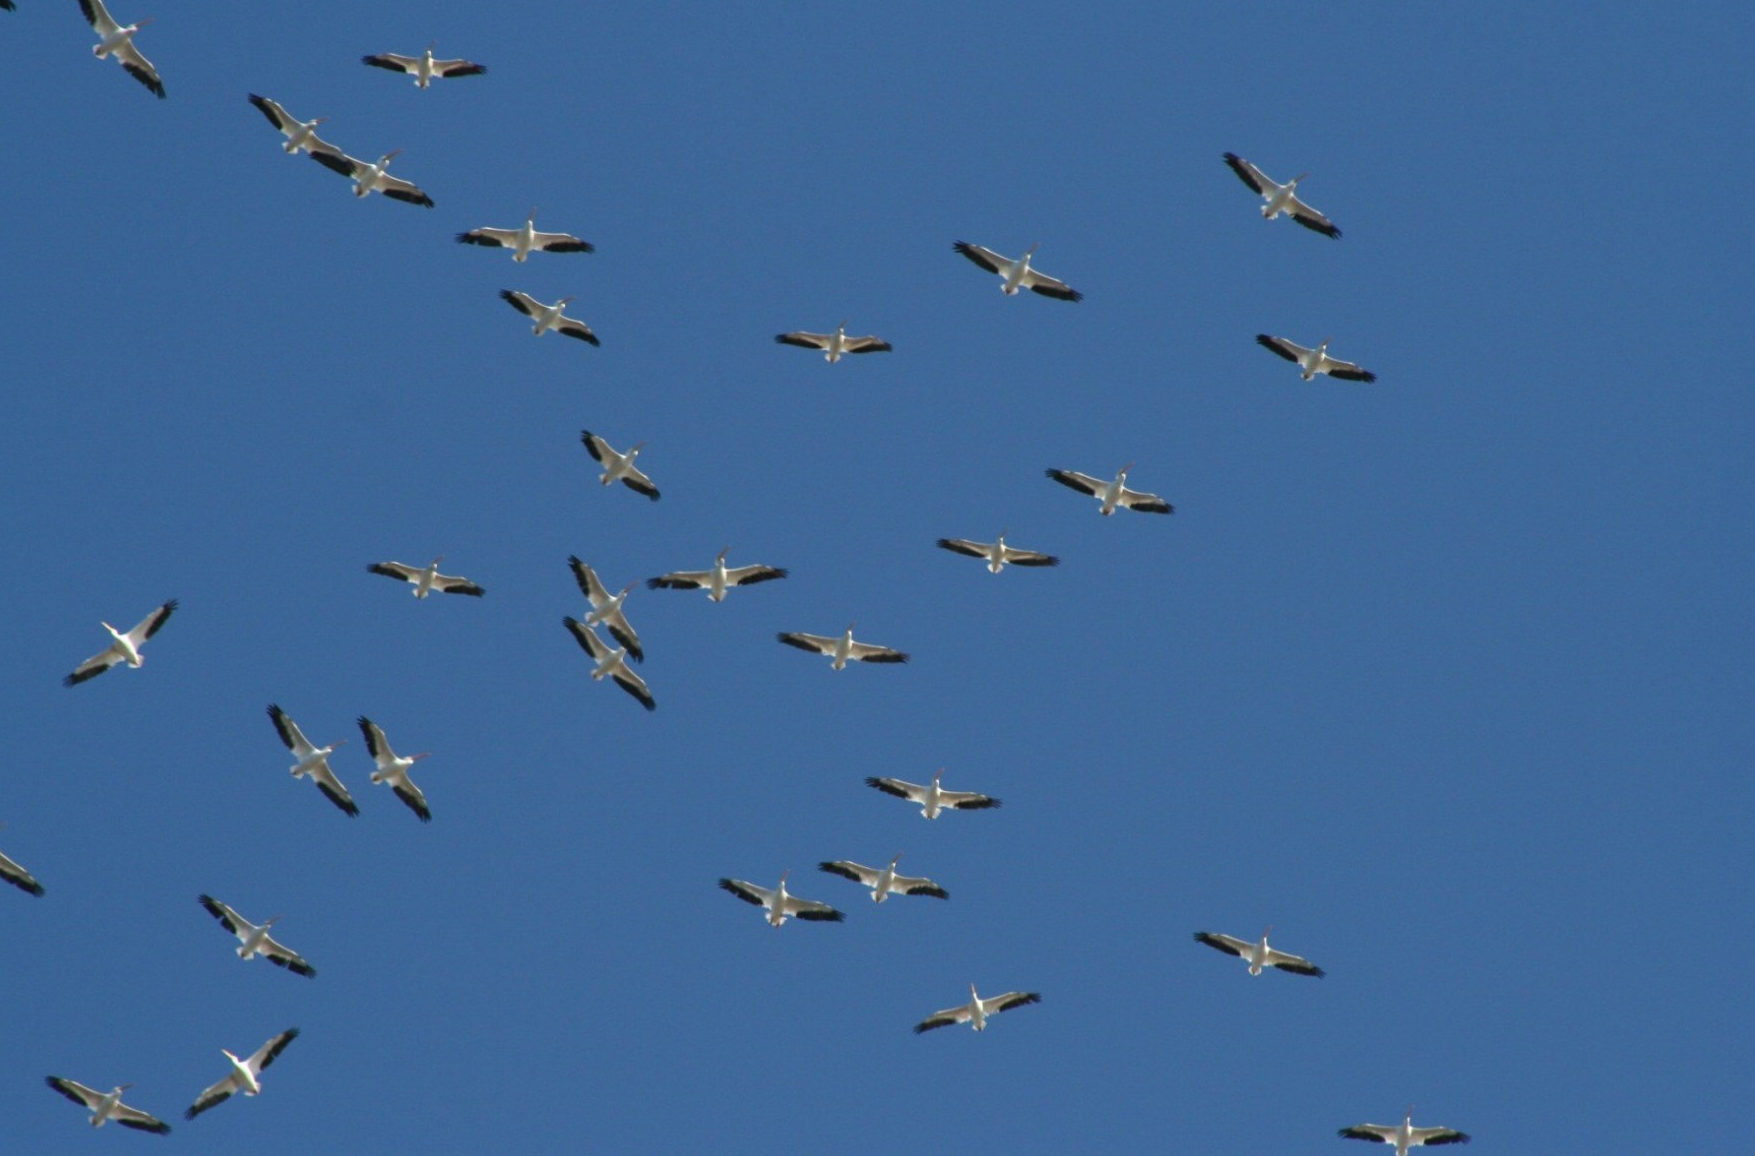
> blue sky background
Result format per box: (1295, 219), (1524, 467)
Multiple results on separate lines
(3, 1), (1750, 1151)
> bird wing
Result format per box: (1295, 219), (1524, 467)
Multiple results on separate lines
(267, 704), (314, 756)
(1411, 1128), (1470, 1146)
(1021, 269), (1082, 301)
(185, 1073), (239, 1120)
(847, 640), (910, 663)
(1288, 195), (1341, 238)
(531, 230), (591, 252)
(367, 561), (420, 584)
(1255, 333), (1306, 363)
(248, 1028), (300, 1074)
(776, 331), (831, 350)
(783, 895), (845, 922)
(939, 789), (999, 811)
(646, 569), (711, 590)
(936, 537), (989, 559)
(818, 860), (879, 886)
(611, 667), (657, 712)
(952, 240), (1005, 274)
(259, 933), (316, 977)
(46, 1076), (103, 1109)
(1000, 544), (1059, 566)
(434, 59), (487, 77)
(311, 762), (359, 817)
(1264, 945), (1325, 976)
(1320, 355), (1376, 383)
(431, 573), (486, 596)
(616, 466), (659, 500)
(914, 1005), (972, 1033)
(356, 716), (388, 762)
(362, 53), (419, 73)
(893, 873), (949, 898)
(64, 643), (123, 686)
(557, 317), (601, 346)
(378, 174), (434, 207)
(1222, 152), (1272, 195)
(1193, 931), (1252, 958)
(113, 1102), (173, 1133)
(579, 429), (609, 461)
(78, 0), (118, 35)
(725, 564), (786, 586)
(0, 849), (44, 896)
(569, 557), (610, 603)
(248, 93), (292, 131)
(127, 600), (177, 646)
(311, 150), (365, 179)
(983, 991), (1042, 1015)
(1118, 485), (1173, 514)
(458, 226), (518, 249)
(564, 616), (611, 661)
(1046, 468), (1105, 496)
(116, 41), (165, 99)
(718, 878), (772, 907)
(602, 613), (643, 664)
(199, 894), (245, 937)
(864, 776), (921, 802)
(841, 335), (892, 353)
(1339, 1125), (1398, 1144)
(777, 632), (835, 655)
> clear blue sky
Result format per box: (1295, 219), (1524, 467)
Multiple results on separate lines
(3, 2), (1750, 1151)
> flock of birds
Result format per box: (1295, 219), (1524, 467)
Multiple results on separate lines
(8, 3), (1471, 1147)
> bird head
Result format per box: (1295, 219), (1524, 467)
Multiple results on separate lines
(933, 767), (945, 784)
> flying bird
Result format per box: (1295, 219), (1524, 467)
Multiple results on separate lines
(357, 717), (432, 822)
(952, 241), (1081, 300)
(775, 321), (892, 362)
(64, 599), (176, 686)
(45, 1077), (170, 1133)
(569, 557), (643, 661)
(0, 845), (44, 897)
(1193, 927), (1325, 977)
(366, 557), (484, 598)
(777, 623), (909, 670)
(936, 532), (1058, 573)
(864, 768), (999, 819)
(914, 985), (1040, 1034)
(501, 289), (598, 344)
(310, 149), (432, 206)
(1045, 464), (1173, 515)
(718, 871), (844, 927)
(646, 548), (785, 602)
(457, 210), (592, 261)
(79, 0), (164, 98)
(579, 430), (658, 498)
(818, 854), (948, 903)
(267, 704), (357, 816)
(197, 896), (315, 976)
(563, 617), (654, 711)
(1222, 153), (1341, 238)
(246, 94), (339, 156)
(1255, 334), (1377, 382)
(184, 1029), (299, 1120)
(362, 43), (486, 88)
(1339, 1109), (1470, 1154)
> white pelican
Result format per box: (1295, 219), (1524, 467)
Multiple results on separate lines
(1339, 1109), (1470, 1153)
(775, 321), (892, 362)
(952, 241), (1082, 300)
(0, 845), (44, 897)
(580, 430), (658, 498)
(1045, 464), (1173, 515)
(777, 623), (908, 669)
(45, 1077), (171, 1133)
(1193, 927), (1325, 977)
(936, 532), (1059, 573)
(458, 210), (592, 261)
(310, 150), (433, 207)
(864, 768), (999, 819)
(818, 854), (948, 902)
(184, 1029), (298, 1120)
(79, 0), (164, 99)
(1223, 153), (1341, 238)
(1256, 334), (1377, 382)
(718, 870), (844, 926)
(647, 547), (785, 601)
(246, 94), (338, 157)
(366, 556), (485, 598)
(914, 985), (1040, 1034)
(357, 717), (432, 822)
(563, 617), (654, 711)
(198, 895), (315, 977)
(64, 598), (176, 686)
(363, 44), (486, 88)
(266, 704), (357, 816)
(501, 289), (598, 344)
(569, 556), (643, 661)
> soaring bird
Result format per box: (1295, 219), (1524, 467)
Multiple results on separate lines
(1045, 464), (1173, 515)
(563, 617), (655, 711)
(184, 1029), (299, 1120)
(357, 717), (433, 822)
(647, 548), (786, 602)
(580, 431), (658, 498)
(953, 241), (1081, 300)
(198, 895), (316, 976)
(777, 623), (908, 670)
(818, 854), (948, 903)
(310, 149), (433, 206)
(64, 599), (177, 686)
(1193, 927), (1325, 977)
(569, 557), (643, 661)
(1255, 334), (1377, 382)
(775, 321), (892, 362)
(501, 290), (598, 344)
(864, 768), (999, 819)
(914, 985), (1040, 1033)
(458, 210), (592, 261)
(366, 557), (484, 599)
(246, 95), (339, 156)
(45, 1077), (171, 1133)
(362, 43), (486, 88)
(79, 0), (164, 98)
(1339, 1109), (1471, 1154)
(1222, 153), (1342, 238)
(936, 532), (1059, 574)
(718, 871), (844, 927)
(266, 705), (357, 816)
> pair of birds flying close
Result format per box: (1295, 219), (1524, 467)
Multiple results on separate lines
(267, 705), (433, 821)
(46, 1028), (298, 1131)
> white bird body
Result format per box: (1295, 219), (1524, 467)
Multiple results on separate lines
(1339, 1109), (1471, 1154)
(246, 95), (337, 156)
(775, 320), (892, 362)
(953, 241), (1082, 300)
(564, 618), (655, 711)
(914, 984), (1041, 1033)
(1194, 926), (1325, 977)
(65, 599), (177, 686)
(579, 430), (657, 497)
(1223, 153), (1341, 238)
(185, 1029), (298, 1120)
(819, 854), (948, 902)
(648, 547), (787, 602)
(45, 1077), (171, 1133)
(777, 623), (909, 670)
(458, 210), (592, 262)
(362, 44), (486, 88)
(570, 557), (643, 661)
(367, 556), (484, 599)
(267, 704), (357, 816)
(357, 717), (432, 821)
(199, 895), (315, 976)
(1256, 334), (1377, 382)
(311, 149), (434, 206)
(1046, 464), (1173, 516)
(936, 532), (1059, 573)
(864, 768), (1000, 819)
(718, 870), (844, 927)
(79, 0), (164, 98)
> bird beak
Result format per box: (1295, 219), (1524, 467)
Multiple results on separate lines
(1120, 461), (1134, 476)
(385, 148), (403, 160)
(1293, 172), (1309, 184)
(410, 752), (431, 761)
(559, 296), (575, 306)
(934, 767), (945, 783)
